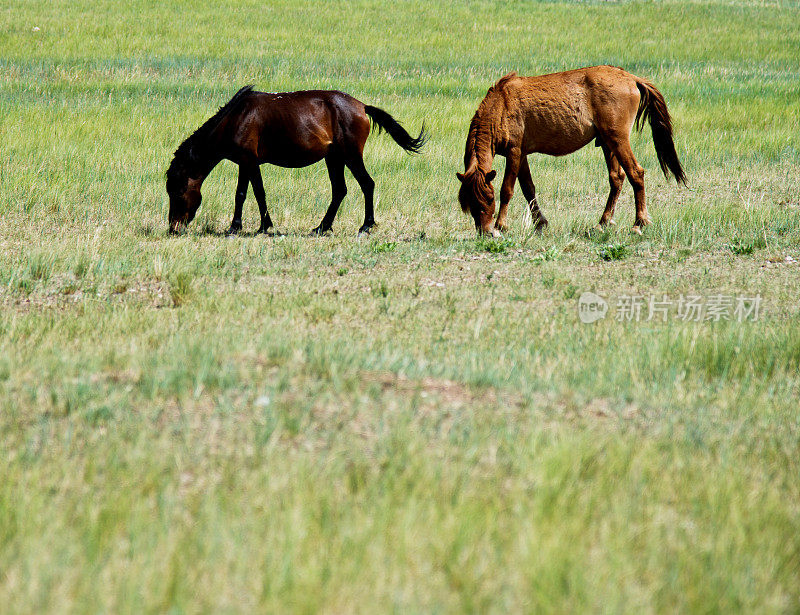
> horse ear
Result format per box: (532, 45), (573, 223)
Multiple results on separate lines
(485, 170), (497, 182)
(456, 172), (466, 182)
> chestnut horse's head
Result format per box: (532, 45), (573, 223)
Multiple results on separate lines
(166, 164), (202, 234)
(456, 167), (500, 237)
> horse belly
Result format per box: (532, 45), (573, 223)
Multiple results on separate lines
(250, 104), (334, 168)
(523, 99), (596, 156)
(263, 148), (328, 168)
(532, 132), (594, 156)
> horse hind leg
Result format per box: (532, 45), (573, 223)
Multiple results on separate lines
(598, 143), (625, 228)
(605, 135), (650, 234)
(310, 156), (347, 236)
(344, 155), (376, 235)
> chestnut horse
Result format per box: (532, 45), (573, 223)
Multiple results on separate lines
(457, 66), (686, 236)
(167, 86), (426, 235)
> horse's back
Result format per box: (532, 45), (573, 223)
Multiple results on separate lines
(579, 67), (642, 136)
(248, 90), (366, 121)
(514, 66), (639, 110)
(505, 67), (641, 155)
(232, 90), (368, 167)
(517, 66), (637, 89)
(509, 71), (597, 155)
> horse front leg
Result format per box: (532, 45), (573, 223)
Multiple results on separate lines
(227, 166), (249, 235)
(517, 156), (547, 232)
(495, 147), (521, 232)
(249, 166), (274, 234)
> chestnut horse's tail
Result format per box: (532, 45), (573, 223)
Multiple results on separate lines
(634, 80), (687, 185)
(364, 105), (427, 153)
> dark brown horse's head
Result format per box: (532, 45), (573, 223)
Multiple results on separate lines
(166, 164), (202, 234)
(456, 167), (499, 237)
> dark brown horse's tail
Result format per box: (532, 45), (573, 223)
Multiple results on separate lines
(364, 105), (427, 154)
(634, 80), (687, 185)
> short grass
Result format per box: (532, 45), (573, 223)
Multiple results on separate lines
(2, 1), (800, 612)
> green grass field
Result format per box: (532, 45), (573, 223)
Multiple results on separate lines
(2, 0), (800, 612)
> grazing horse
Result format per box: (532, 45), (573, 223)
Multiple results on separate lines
(457, 66), (686, 236)
(166, 86), (426, 235)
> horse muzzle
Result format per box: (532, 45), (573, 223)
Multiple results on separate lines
(169, 220), (187, 235)
(477, 224), (502, 238)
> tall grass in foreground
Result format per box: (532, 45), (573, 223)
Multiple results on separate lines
(1, 0), (800, 612)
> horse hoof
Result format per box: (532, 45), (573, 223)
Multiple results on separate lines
(226, 227), (240, 236)
(477, 227), (502, 238)
(588, 224), (610, 238)
(308, 226), (329, 237)
(632, 225), (643, 236)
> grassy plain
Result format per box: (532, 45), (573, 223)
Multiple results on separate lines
(1, 0), (800, 612)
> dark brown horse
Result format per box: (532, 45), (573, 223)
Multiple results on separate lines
(457, 66), (686, 236)
(166, 86), (426, 235)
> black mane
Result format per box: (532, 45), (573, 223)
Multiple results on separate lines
(166, 85), (255, 190)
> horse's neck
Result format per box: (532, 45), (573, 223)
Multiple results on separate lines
(193, 157), (220, 184)
(466, 123), (496, 173)
(466, 100), (503, 173)
(183, 136), (222, 183)
(186, 109), (235, 181)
